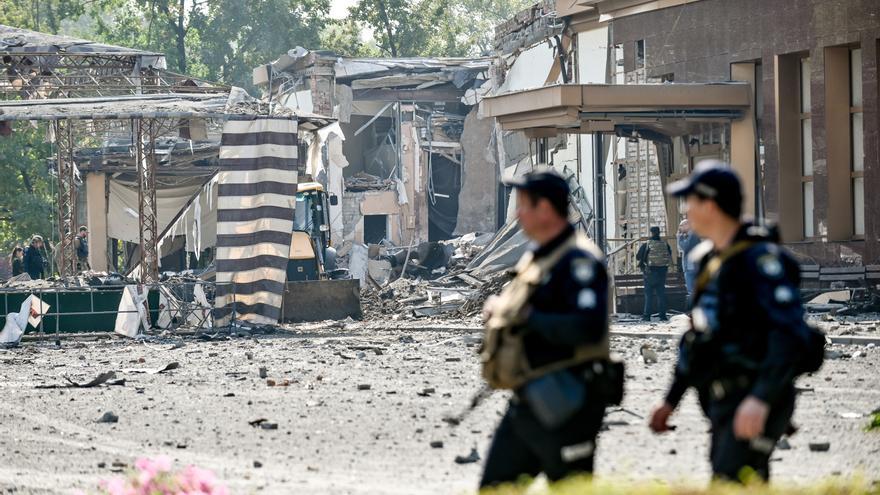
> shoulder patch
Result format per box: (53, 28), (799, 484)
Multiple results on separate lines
(757, 253), (784, 279)
(577, 288), (597, 309)
(774, 285), (795, 304)
(571, 258), (595, 284)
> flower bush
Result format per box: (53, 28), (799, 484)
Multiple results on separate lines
(94, 456), (228, 495)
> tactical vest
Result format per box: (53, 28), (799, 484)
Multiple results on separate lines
(480, 232), (610, 390)
(646, 239), (670, 267)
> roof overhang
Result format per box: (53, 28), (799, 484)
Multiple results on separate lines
(481, 83), (752, 137)
(0, 93), (336, 129)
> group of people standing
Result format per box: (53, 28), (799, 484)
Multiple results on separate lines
(479, 161), (823, 489)
(7, 226), (89, 280)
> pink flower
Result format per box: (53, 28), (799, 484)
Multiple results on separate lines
(95, 457), (227, 495)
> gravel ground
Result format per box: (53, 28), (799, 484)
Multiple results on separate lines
(0, 319), (878, 494)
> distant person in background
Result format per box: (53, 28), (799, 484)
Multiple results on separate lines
(23, 235), (47, 280)
(10, 246), (24, 277)
(74, 226), (90, 272)
(637, 226), (671, 321)
(677, 219), (701, 299)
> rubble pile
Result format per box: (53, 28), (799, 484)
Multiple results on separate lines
(1, 270), (133, 290)
(360, 231), (515, 320)
(344, 172), (396, 192)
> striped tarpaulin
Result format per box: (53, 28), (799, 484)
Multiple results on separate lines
(214, 116), (299, 326)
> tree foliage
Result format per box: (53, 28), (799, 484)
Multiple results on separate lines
(347, 0), (534, 58)
(0, 123), (56, 252)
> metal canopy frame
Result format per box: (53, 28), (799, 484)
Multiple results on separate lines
(1, 28), (229, 283)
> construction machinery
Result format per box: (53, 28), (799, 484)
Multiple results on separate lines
(281, 181), (362, 322)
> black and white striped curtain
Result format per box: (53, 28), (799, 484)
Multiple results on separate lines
(214, 116), (299, 326)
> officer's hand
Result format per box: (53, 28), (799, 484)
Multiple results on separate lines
(482, 295), (499, 322)
(649, 402), (674, 433)
(733, 396), (769, 440)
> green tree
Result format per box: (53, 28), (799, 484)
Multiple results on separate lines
(0, 0), (90, 33)
(451, 0), (534, 55)
(348, 0), (461, 57)
(347, 0), (534, 58)
(319, 18), (381, 58)
(193, 0), (331, 90)
(0, 123), (56, 252)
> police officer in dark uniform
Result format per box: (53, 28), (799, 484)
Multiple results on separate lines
(649, 160), (823, 482)
(479, 169), (622, 488)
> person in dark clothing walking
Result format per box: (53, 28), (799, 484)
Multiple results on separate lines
(479, 169), (622, 488)
(10, 246), (24, 277)
(637, 226), (671, 321)
(23, 235), (47, 280)
(74, 226), (90, 272)
(649, 160), (824, 483)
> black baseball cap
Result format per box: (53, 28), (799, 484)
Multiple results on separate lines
(504, 168), (569, 196)
(667, 160), (743, 218)
(504, 168), (570, 217)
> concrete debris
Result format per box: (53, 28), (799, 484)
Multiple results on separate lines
(808, 442), (831, 452)
(259, 367), (268, 379)
(454, 448), (480, 464)
(356, 229), (523, 320)
(429, 441), (444, 449)
(97, 411), (119, 424)
(36, 370), (118, 389)
(345, 172), (396, 192)
(777, 438), (791, 450)
(119, 362), (179, 374)
(1, 271), (133, 290)
(640, 344), (658, 364)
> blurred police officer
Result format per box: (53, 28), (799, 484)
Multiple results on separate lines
(649, 160), (823, 482)
(479, 168), (622, 488)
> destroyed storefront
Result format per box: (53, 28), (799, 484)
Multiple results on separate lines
(252, 51), (500, 265)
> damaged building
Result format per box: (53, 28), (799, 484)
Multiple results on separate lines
(475, 0), (880, 309)
(252, 51), (500, 260)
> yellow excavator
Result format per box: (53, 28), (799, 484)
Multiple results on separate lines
(282, 181), (362, 322)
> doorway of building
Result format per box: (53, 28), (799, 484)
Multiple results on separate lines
(428, 154), (461, 240)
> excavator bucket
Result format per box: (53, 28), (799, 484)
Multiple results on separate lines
(280, 278), (362, 323)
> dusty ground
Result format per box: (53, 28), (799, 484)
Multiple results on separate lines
(0, 319), (878, 495)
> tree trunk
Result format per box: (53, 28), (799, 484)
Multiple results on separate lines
(376, 0), (398, 57)
(175, 0), (187, 73)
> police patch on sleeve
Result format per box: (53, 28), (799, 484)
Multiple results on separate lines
(774, 285), (795, 304)
(577, 288), (597, 309)
(757, 254), (784, 279)
(572, 259), (595, 284)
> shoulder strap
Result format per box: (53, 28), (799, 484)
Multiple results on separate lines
(693, 240), (756, 300)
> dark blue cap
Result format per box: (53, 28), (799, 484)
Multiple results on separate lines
(504, 168), (569, 197)
(504, 168), (570, 216)
(667, 160), (743, 218)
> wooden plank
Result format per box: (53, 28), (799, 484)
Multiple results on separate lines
(801, 272), (820, 279)
(866, 265), (880, 272)
(800, 264), (820, 272)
